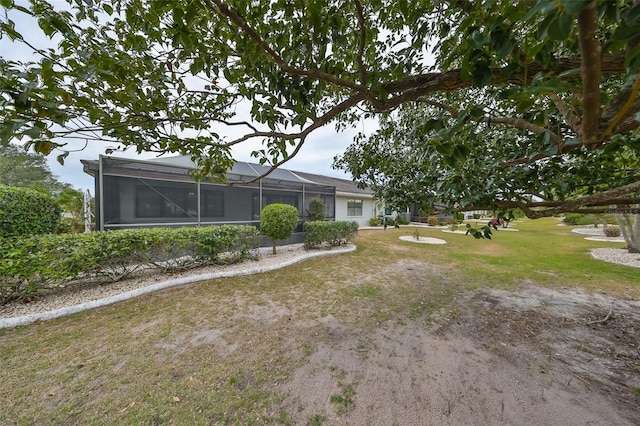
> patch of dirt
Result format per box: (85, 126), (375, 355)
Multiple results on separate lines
(278, 284), (640, 425)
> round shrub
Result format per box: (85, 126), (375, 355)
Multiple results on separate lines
(604, 225), (621, 238)
(0, 184), (62, 237)
(260, 203), (299, 254)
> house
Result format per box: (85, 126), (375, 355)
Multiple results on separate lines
(81, 155), (378, 233)
(292, 171), (378, 227)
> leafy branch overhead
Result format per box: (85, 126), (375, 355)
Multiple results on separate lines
(1, 0), (640, 216)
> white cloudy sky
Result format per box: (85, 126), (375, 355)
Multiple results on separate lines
(1, 1), (377, 193)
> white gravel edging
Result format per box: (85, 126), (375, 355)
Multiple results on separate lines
(0, 244), (356, 329)
(399, 235), (446, 244)
(590, 248), (640, 269)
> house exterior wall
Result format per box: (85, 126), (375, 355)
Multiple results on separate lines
(335, 193), (376, 227)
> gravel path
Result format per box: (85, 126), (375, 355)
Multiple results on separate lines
(0, 244), (355, 328)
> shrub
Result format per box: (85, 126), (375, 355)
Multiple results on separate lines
(564, 213), (600, 226)
(604, 225), (621, 238)
(369, 217), (380, 226)
(260, 203), (299, 254)
(563, 214), (581, 225)
(0, 225), (260, 304)
(304, 220), (359, 248)
(427, 216), (439, 226)
(307, 199), (326, 221)
(396, 215), (409, 225)
(382, 216), (396, 228)
(0, 185), (62, 237)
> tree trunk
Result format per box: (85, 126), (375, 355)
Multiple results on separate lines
(615, 212), (640, 253)
(272, 239), (277, 255)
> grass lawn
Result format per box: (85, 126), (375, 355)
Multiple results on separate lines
(0, 217), (638, 424)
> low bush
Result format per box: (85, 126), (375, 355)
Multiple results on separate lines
(396, 215), (409, 225)
(562, 214), (581, 225)
(564, 214), (600, 227)
(0, 225), (260, 304)
(427, 216), (439, 226)
(604, 225), (621, 238)
(304, 220), (359, 248)
(383, 216), (396, 228)
(369, 217), (380, 226)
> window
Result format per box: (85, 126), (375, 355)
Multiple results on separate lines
(347, 199), (363, 217)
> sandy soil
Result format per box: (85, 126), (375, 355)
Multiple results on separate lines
(277, 283), (639, 425)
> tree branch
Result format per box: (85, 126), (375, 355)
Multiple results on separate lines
(354, 0), (368, 86)
(549, 93), (579, 134)
(577, 2), (602, 149)
(208, 0), (369, 94)
(600, 75), (640, 140)
(489, 117), (564, 146)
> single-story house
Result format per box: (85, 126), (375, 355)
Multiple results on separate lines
(81, 155), (378, 233)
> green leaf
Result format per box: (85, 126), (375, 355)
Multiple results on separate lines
(56, 151), (69, 165)
(0, 20), (23, 41)
(546, 11), (573, 41)
(524, 0), (557, 21)
(33, 140), (54, 155)
(624, 2), (640, 25)
(561, 0), (592, 15)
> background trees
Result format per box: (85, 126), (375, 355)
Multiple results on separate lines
(0, 144), (68, 193)
(1, 0), (639, 216)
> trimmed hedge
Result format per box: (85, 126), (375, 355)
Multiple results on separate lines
(303, 220), (359, 248)
(0, 184), (62, 237)
(0, 225), (260, 304)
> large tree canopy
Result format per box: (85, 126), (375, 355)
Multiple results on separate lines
(1, 0), (639, 215)
(0, 143), (70, 193)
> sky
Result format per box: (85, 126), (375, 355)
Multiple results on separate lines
(0, 1), (376, 193)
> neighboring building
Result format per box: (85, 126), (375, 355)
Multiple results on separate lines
(81, 155), (378, 231)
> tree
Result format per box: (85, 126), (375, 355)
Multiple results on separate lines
(1, 0), (639, 213)
(0, 144), (69, 194)
(260, 203), (299, 254)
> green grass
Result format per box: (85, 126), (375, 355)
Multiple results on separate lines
(0, 217), (637, 424)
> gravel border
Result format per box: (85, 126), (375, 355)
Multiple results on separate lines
(0, 244), (355, 329)
(590, 247), (640, 269)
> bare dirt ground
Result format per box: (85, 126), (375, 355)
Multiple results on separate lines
(276, 277), (640, 425)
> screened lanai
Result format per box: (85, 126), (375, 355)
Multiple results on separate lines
(81, 155), (336, 231)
